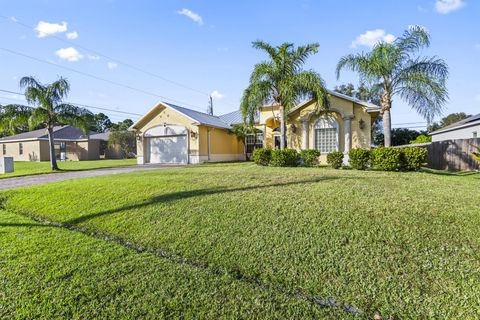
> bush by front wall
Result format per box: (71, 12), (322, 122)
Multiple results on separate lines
(252, 148), (271, 166)
(270, 149), (300, 167)
(326, 151), (344, 169)
(348, 148), (371, 170)
(299, 149), (321, 167)
(402, 147), (427, 170)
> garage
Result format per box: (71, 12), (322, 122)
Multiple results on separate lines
(144, 124), (188, 164)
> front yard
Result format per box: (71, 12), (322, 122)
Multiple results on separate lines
(0, 159), (136, 179)
(1, 163), (479, 318)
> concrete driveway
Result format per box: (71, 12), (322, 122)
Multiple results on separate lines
(0, 164), (183, 190)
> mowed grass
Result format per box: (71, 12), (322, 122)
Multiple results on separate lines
(2, 163), (480, 318)
(0, 159), (136, 179)
(0, 211), (339, 319)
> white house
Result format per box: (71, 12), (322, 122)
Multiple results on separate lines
(430, 114), (480, 142)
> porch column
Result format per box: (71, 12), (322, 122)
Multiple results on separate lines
(302, 120), (309, 149)
(343, 116), (352, 154)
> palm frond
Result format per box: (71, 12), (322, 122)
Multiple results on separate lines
(292, 70), (330, 112)
(46, 77), (70, 104)
(395, 25), (430, 55)
(0, 104), (32, 135)
(55, 103), (95, 133)
(28, 107), (49, 130)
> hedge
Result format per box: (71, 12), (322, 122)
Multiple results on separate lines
(299, 149), (321, 167)
(252, 148), (271, 166)
(326, 151), (344, 169)
(348, 148), (371, 170)
(270, 149), (300, 167)
(370, 147), (427, 171)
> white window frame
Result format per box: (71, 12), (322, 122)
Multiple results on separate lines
(246, 131), (264, 153)
(313, 116), (339, 153)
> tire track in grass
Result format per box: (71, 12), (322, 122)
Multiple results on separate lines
(8, 207), (365, 318)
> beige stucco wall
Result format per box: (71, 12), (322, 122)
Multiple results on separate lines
(1, 140), (45, 161)
(198, 125), (244, 161)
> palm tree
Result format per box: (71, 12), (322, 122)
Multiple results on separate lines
(0, 104), (32, 136)
(241, 41), (330, 149)
(336, 26), (449, 147)
(1, 77), (93, 170)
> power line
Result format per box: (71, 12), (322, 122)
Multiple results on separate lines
(1, 15), (211, 97)
(0, 47), (207, 112)
(0, 88), (142, 118)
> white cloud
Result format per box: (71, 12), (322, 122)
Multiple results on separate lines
(35, 21), (68, 38)
(351, 29), (396, 48)
(66, 31), (78, 39)
(107, 62), (118, 69)
(435, 0), (466, 14)
(55, 47), (83, 61)
(87, 54), (100, 60)
(177, 8), (203, 25)
(211, 90), (225, 99)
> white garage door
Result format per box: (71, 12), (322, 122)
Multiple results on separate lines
(147, 135), (188, 164)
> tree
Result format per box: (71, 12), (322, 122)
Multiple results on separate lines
(336, 26), (449, 147)
(2, 77), (93, 170)
(241, 41), (329, 149)
(112, 119), (134, 131)
(0, 104), (32, 137)
(427, 112), (471, 132)
(108, 130), (136, 158)
(91, 113), (113, 132)
(374, 128), (427, 146)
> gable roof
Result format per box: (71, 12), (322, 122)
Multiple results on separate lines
(131, 101), (232, 130)
(0, 126), (97, 143)
(429, 113), (480, 135)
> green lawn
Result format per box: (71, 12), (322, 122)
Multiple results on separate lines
(0, 159), (136, 179)
(1, 163), (479, 318)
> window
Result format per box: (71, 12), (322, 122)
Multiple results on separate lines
(473, 131), (478, 139)
(54, 142), (66, 159)
(2, 144), (5, 155)
(314, 116), (339, 153)
(19, 143), (23, 155)
(246, 132), (263, 153)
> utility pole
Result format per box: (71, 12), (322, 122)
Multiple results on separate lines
(207, 96), (213, 115)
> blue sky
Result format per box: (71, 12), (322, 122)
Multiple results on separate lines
(0, 0), (478, 128)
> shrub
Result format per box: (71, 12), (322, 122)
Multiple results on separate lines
(270, 149), (300, 167)
(410, 134), (432, 144)
(402, 147), (427, 170)
(348, 148), (371, 170)
(326, 151), (344, 169)
(300, 149), (321, 167)
(252, 148), (271, 166)
(370, 147), (404, 171)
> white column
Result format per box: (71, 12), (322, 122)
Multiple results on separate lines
(302, 120), (309, 149)
(343, 117), (352, 154)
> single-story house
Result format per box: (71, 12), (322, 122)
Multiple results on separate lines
(130, 91), (381, 164)
(0, 126), (124, 161)
(430, 114), (480, 142)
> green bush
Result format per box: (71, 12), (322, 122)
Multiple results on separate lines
(299, 149), (321, 167)
(348, 148), (371, 170)
(252, 148), (271, 166)
(402, 147), (427, 170)
(326, 151), (344, 169)
(371, 147), (404, 171)
(270, 149), (300, 167)
(410, 134), (432, 144)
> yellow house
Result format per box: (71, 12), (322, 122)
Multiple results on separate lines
(130, 91), (381, 164)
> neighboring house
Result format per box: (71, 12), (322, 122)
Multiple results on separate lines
(430, 114), (480, 142)
(131, 91), (381, 164)
(0, 126), (124, 161)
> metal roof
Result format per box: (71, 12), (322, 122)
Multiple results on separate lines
(218, 110), (260, 126)
(164, 103), (232, 129)
(429, 113), (480, 135)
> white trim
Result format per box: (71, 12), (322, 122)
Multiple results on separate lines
(429, 120), (480, 136)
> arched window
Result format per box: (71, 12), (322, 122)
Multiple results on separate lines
(314, 116), (339, 153)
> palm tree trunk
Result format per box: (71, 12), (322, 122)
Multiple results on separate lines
(279, 105), (286, 149)
(381, 91), (392, 147)
(47, 127), (59, 170)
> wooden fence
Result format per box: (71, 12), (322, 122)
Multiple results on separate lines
(427, 138), (480, 171)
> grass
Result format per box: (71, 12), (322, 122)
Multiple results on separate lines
(0, 159), (136, 179)
(1, 163), (479, 318)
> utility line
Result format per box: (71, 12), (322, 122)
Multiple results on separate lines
(0, 47), (207, 112)
(0, 88), (143, 118)
(1, 14), (211, 97)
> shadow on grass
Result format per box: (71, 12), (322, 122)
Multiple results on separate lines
(419, 168), (480, 177)
(66, 176), (343, 225)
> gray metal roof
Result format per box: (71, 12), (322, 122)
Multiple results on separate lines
(218, 110), (261, 126)
(0, 125), (97, 142)
(165, 103), (232, 129)
(430, 113), (480, 135)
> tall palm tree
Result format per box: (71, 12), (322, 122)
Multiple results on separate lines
(241, 41), (330, 149)
(1, 77), (93, 170)
(336, 26), (449, 147)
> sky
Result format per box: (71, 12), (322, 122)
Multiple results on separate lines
(0, 0), (478, 128)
